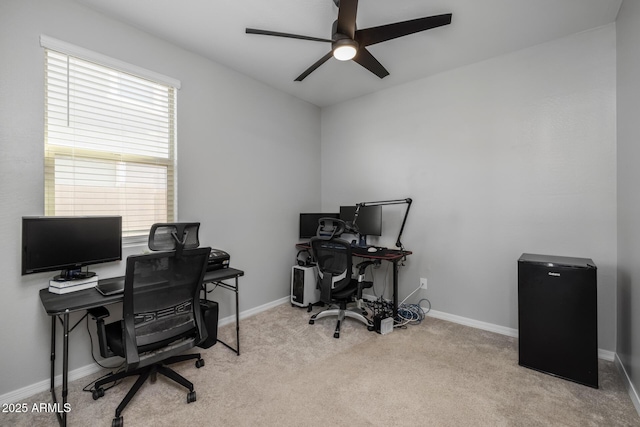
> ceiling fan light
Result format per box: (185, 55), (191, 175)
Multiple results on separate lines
(333, 39), (358, 61)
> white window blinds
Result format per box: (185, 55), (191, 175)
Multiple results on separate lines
(43, 44), (177, 240)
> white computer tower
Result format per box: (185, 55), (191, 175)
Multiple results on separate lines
(291, 265), (319, 307)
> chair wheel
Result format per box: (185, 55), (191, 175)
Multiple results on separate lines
(150, 371), (157, 383)
(333, 332), (340, 339)
(309, 319), (315, 325)
(92, 387), (105, 400)
(367, 325), (375, 331)
(195, 358), (205, 368)
(187, 391), (196, 403)
(112, 416), (123, 427)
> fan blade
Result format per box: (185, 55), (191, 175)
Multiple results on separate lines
(246, 28), (333, 43)
(353, 47), (389, 79)
(295, 52), (334, 81)
(336, 0), (358, 38)
(355, 13), (452, 47)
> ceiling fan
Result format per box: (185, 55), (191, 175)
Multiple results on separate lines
(246, 0), (452, 81)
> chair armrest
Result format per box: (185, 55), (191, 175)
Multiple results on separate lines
(355, 260), (379, 275)
(355, 260), (380, 297)
(88, 306), (114, 358)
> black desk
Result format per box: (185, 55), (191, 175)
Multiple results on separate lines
(295, 242), (411, 319)
(39, 267), (244, 427)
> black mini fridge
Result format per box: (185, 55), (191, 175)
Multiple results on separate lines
(517, 253), (598, 388)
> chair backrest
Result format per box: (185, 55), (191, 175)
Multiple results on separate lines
(310, 237), (352, 303)
(148, 222), (201, 251)
(316, 217), (346, 240)
(122, 247), (211, 370)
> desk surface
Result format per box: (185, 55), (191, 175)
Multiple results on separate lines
(295, 242), (411, 261)
(40, 267), (244, 316)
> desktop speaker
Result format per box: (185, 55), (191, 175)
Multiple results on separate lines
(291, 265), (319, 308)
(197, 300), (219, 349)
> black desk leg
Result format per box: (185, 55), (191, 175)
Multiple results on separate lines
(205, 278), (240, 356)
(234, 276), (240, 355)
(217, 277), (240, 356)
(62, 310), (69, 427)
(50, 311), (69, 427)
(49, 316), (58, 423)
(393, 260), (399, 320)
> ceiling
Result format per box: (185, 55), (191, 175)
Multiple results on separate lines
(72, 0), (622, 107)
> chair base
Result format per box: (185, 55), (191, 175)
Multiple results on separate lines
(93, 353), (204, 426)
(309, 304), (373, 338)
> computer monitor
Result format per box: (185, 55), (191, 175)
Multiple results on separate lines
(22, 216), (122, 280)
(299, 213), (340, 239)
(340, 205), (382, 237)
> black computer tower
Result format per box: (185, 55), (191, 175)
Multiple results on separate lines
(517, 253), (598, 388)
(197, 300), (219, 349)
(291, 265), (319, 308)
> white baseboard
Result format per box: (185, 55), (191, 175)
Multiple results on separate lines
(0, 363), (103, 407)
(615, 353), (640, 415)
(425, 309), (615, 362)
(427, 309), (519, 338)
(0, 295), (291, 406)
(230, 296), (289, 324)
(598, 348), (616, 362)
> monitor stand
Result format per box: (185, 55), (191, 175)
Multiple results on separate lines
(52, 269), (97, 282)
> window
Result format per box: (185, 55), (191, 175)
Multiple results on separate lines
(42, 36), (179, 242)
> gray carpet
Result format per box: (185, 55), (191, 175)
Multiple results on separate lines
(5, 304), (639, 426)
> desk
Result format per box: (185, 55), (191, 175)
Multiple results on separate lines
(39, 267), (244, 427)
(295, 243), (411, 319)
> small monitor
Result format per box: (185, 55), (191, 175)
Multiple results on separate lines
(22, 216), (122, 280)
(299, 213), (340, 239)
(340, 205), (382, 237)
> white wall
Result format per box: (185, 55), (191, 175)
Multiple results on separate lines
(616, 0), (640, 402)
(0, 0), (320, 397)
(321, 25), (617, 349)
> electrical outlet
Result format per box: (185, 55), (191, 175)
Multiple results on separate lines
(420, 277), (428, 290)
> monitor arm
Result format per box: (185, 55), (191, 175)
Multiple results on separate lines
(354, 198), (412, 249)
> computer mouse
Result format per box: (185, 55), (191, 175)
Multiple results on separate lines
(367, 247), (378, 253)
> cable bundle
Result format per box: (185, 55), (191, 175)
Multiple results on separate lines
(395, 298), (431, 327)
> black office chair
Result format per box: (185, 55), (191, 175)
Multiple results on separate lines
(308, 218), (376, 338)
(149, 221), (220, 350)
(89, 246), (211, 427)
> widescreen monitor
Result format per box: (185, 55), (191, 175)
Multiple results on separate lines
(22, 216), (122, 279)
(299, 213), (340, 239)
(339, 205), (382, 237)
